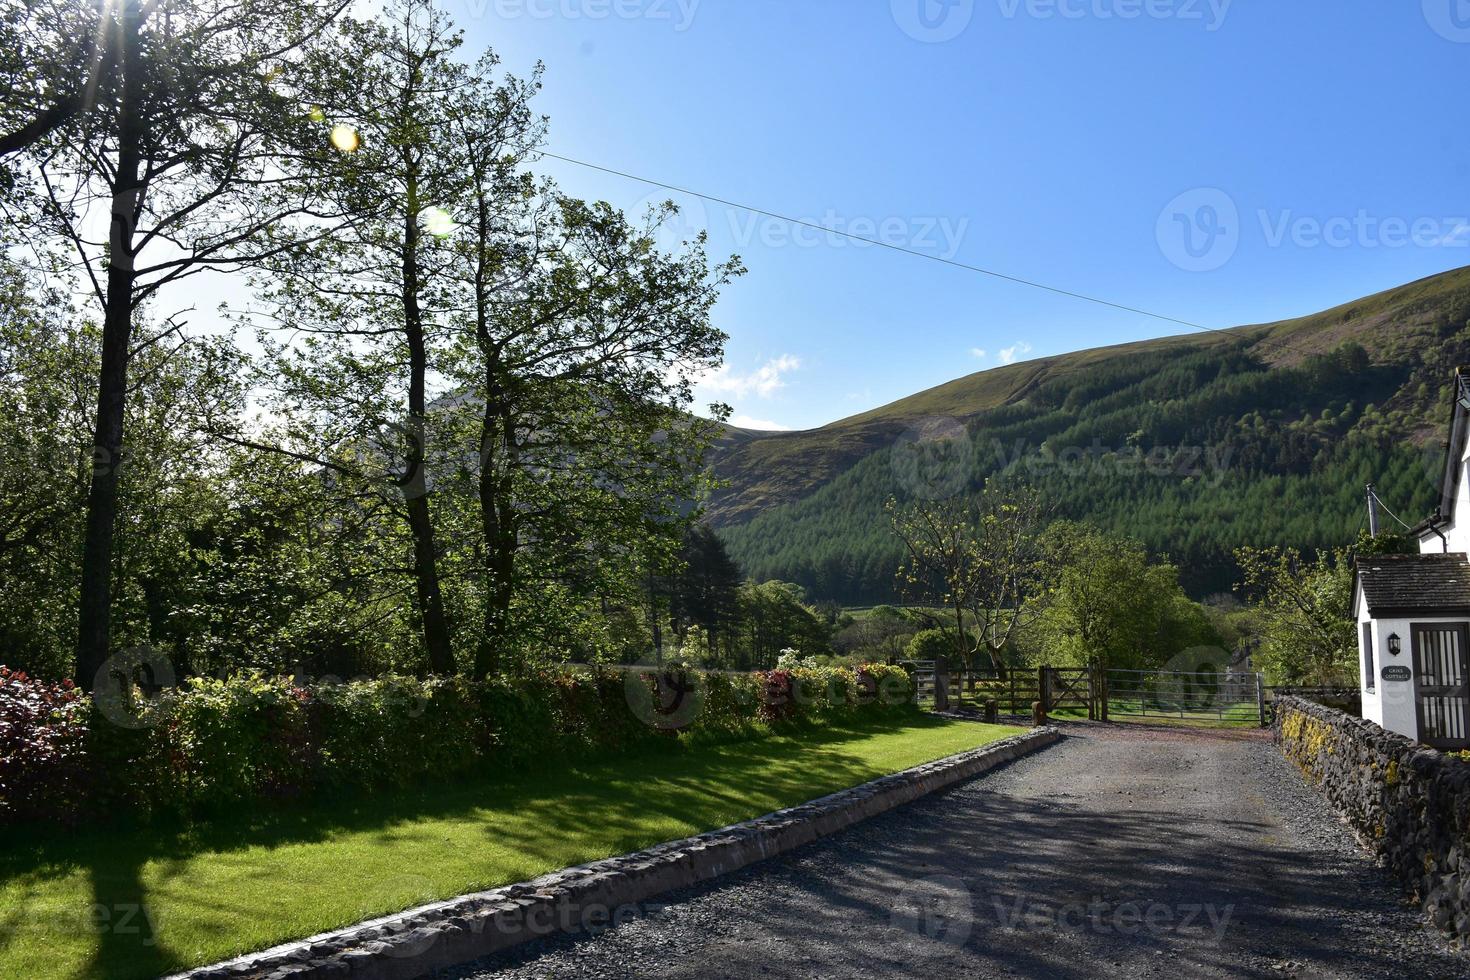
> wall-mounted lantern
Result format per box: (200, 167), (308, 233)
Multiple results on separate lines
(1387, 633), (1402, 657)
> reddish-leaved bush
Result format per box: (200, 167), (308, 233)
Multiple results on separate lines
(0, 667), (91, 825)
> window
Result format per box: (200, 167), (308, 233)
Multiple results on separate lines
(1362, 623), (1376, 692)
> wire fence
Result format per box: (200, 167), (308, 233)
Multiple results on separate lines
(1102, 668), (1264, 725)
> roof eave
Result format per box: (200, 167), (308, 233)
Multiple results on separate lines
(1362, 606), (1470, 619)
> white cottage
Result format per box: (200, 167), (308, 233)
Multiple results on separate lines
(1352, 369), (1470, 749)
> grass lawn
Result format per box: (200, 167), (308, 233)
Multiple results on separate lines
(0, 715), (1018, 980)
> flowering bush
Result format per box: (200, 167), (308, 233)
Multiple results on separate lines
(775, 649), (815, 671)
(0, 668), (90, 824)
(0, 661), (913, 828)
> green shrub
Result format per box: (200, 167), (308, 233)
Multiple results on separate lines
(172, 674), (312, 809)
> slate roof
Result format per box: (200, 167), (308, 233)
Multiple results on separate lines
(1355, 552), (1470, 616)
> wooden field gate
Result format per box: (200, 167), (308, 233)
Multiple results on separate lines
(913, 663), (1102, 720)
(1042, 666), (1097, 719)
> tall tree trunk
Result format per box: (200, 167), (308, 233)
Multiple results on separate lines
(76, 3), (142, 690)
(952, 599), (967, 669)
(400, 180), (454, 674)
(475, 375), (516, 677)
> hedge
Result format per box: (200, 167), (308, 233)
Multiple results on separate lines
(0, 663), (914, 828)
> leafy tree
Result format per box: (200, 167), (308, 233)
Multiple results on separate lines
(447, 185), (740, 673)
(670, 524), (744, 657)
(9, 0), (348, 686)
(967, 482), (1051, 670)
(905, 628), (956, 667)
(834, 605), (915, 663)
(244, 0), (491, 672)
(888, 483), (1050, 673)
(1029, 523), (1217, 670)
(0, 257), (249, 679)
(888, 496), (977, 666)
(733, 581), (832, 670)
(1235, 544), (1356, 685)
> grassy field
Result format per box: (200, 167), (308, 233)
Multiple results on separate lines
(0, 715), (1018, 980)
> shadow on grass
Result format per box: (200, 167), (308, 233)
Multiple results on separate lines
(0, 712), (982, 980)
(83, 851), (173, 980)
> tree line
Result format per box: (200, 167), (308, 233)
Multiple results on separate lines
(721, 334), (1462, 603)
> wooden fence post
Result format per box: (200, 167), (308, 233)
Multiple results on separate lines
(934, 661), (950, 713)
(1038, 666), (1050, 714)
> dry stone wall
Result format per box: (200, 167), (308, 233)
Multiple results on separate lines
(1274, 695), (1470, 939)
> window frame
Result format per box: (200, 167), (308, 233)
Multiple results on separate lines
(1362, 622), (1376, 693)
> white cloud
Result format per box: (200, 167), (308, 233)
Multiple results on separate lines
(998, 342), (1034, 365)
(969, 347), (987, 359)
(729, 414), (792, 431)
(700, 354), (800, 399)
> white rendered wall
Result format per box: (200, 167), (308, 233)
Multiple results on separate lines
(1421, 448), (1470, 554)
(1355, 596), (1464, 741)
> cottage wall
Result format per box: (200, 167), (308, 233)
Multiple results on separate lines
(1420, 434), (1470, 554)
(1354, 585), (1452, 741)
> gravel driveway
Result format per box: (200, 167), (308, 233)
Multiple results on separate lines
(439, 724), (1468, 980)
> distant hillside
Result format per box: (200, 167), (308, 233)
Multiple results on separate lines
(709, 266), (1470, 602)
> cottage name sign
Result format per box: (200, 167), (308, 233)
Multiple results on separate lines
(1381, 665), (1413, 683)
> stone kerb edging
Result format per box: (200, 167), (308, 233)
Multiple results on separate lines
(1273, 695), (1470, 940)
(170, 725), (1062, 980)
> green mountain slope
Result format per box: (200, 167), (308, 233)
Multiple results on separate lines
(710, 266), (1470, 602)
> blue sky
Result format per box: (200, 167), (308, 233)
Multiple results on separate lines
(457, 3), (1468, 429)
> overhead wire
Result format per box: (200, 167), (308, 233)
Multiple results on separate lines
(540, 150), (1323, 360)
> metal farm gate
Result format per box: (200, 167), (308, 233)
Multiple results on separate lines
(1102, 668), (1265, 726)
(911, 662), (1266, 727)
